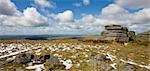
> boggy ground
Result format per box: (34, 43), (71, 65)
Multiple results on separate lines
(0, 40), (149, 71)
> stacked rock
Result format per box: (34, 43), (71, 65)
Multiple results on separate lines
(100, 24), (135, 42)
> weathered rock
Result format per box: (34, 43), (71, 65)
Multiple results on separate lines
(128, 31), (135, 40)
(45, 56), (65, 70)
(6, 56), (16, 63)
(103, 37), (118, 41)
(88, 54), (114, 71)
(118, 37), (129, 42)
(15, 53), (34, 64)
(101, 24), (134, 42)
(105, 26), (123, 30)
(105, 25), (128, 31)
(60, 59), (73, 69)
(102, 30), (127, 34)
(46, 56), (60, 64)
(88, 60), (112, 71)
(105, 24), (121, 28)
(103, 33), (127, 37)
(122, 27), (128, 32)
(26, 64), (45, 71)
(96, 54), (109, 61)
(88, 52), (97, 56)
(33, 52), (51, 64)
(39, 54), (51, 63)
(118, 64), (137, 71)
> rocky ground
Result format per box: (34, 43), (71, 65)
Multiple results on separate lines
(0, 40), (149, 71)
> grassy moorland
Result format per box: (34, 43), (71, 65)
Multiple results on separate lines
(0, 39), (149, 71)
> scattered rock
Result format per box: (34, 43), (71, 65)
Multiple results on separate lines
(118, 63), (137, 71)
(15, 53), (34, 64)
(39, 54), (51, 63)
(60, 59), (73, 69)
(6, 56), (16, 63)
(88, 54), (113, 71)
(96, 54), (109, 61)
(45, 56), (65, 70)
(26, 64), (45, 71)
(88, 60), (113, 71)
(88, 52), (97, 56)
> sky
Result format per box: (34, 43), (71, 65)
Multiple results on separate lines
(0, 0), (150, 35)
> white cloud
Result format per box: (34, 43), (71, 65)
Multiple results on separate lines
(83, 0), (90, 6)
(35, 0), (55, 8)
(23, 7), (48, 26)
(81, 14), (96, 23)
(101, 4), (128, 16)
(47, 5), (150, 34)
(115, 0), (150, 9)
(51, 10), (74, 22)
(0, 0), (20, 16)
(0, 7), (48, 27)
(100, 4), (150, 33)
(0, 0), (48, 27)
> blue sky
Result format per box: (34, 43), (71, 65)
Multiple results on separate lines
(0, 0), (149, 35)
(12, 0), (113, 19)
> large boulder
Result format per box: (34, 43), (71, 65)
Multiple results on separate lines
(104, 37), (119, 41)
(102, 37), (129, 42)
(100, 24), (134, 42)
(104, 25), (128, 30)
(101, 31), (127, 36)
(105, 26), (123, 30)
(127, 31), (135, 40)
(118, 37), (129, 42)
(122, 27), (128, 32)
(102, 33), (128, 37)
(105, 24), (121, 27)
(108, 30), (127, 33)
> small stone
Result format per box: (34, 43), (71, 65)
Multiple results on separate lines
(6, 56), (16, 63)
(85, 54), (88, 57)
(96, 54), (108, 61)
(39, 54), (51, 63)
(26, 64), (45, 71)
(60, 59), (73, 70)
(124, 43), (128, 46)
(89, 52), (97, 56)
(74, 63), (80, 68)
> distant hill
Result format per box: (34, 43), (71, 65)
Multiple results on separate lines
(135, 30), (150, 42)
(0, 35), (82, 40)
(0, 35), (49, 40)
(138, 30), (150, 35)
